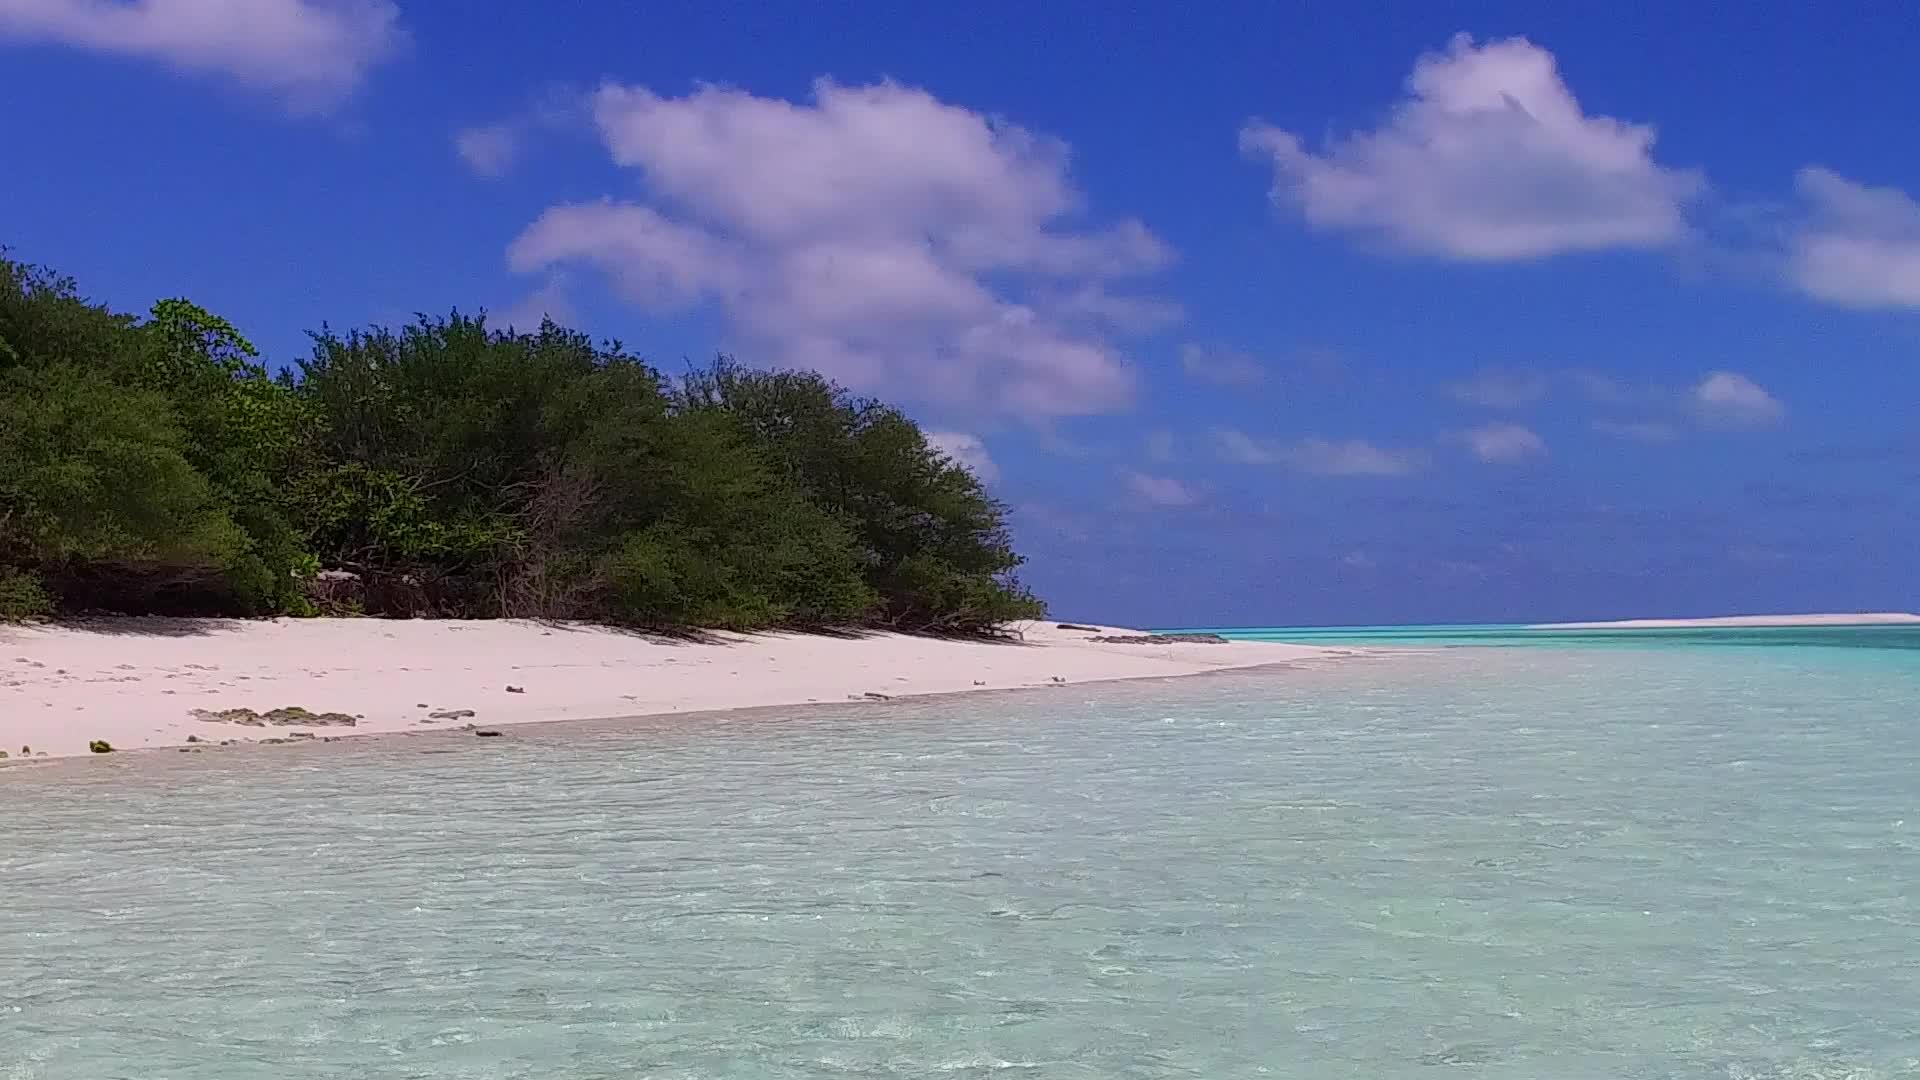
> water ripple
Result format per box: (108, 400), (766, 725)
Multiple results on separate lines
(3, 647), (1918, 1077)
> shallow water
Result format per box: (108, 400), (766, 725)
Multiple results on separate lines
(3, 641), (1918, 1078)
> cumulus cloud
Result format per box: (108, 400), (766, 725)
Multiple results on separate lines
(1240, 34), (1703, 259)
(1446, 366), (1550, 408)
(491, 276), (575, 333)
(1121, 469), (1199, 508)
(924, 431), (998, 484)
(0, 0), (403, 110)
(454, 123), (518, 177)
(1214, 429), (1427, 476)
(1458, 422), (1547, 464)
(1787, 167), (1920, 308)
(1179, 342), (1265, 386)
(509, 79), (1174, 418)
(1692, 371), (1784, 428)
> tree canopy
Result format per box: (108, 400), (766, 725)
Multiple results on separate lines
(0, 254), (1043, 632)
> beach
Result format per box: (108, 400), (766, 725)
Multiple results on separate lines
(0, 618), (1351, 760)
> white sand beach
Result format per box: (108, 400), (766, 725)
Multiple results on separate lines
(1532, 612), (1920, 629)
(0, 619), (1352, 761)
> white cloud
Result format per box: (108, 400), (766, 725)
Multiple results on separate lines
(455, 123), (518, 178)
(1213, 427), (1282, 465)
(1214, 429), (1427, 476)
(1446, 366), (1549, 408)
(1591, 418), (1680, 443)
(1179, 342), (1265, 386)
(1458, 422), (1547, 464)
(1787, 167), (1920, 308)
(1043, 284), (1183, 334)
(510, 79), (1174, 418)
(1240, 34), (1703, 259)
(0, 0), (403, 110)
(1121, 469), (1199, 508)
(1287, 437), (1429, 476)
(492, 277), (575, 333)
(925, 431), (998, 484)
(1692, 371), (1784, 429)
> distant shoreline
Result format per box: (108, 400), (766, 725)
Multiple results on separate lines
(1528, 613), (1920, 630)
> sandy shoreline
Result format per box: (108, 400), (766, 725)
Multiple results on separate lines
(1, 619), (1356, 762)
(1530, 612), (1920, 629)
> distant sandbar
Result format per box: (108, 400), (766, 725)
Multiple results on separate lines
(1531, 613), (1920, 630)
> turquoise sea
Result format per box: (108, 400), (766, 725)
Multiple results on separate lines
(3, 626), (1918, 1078)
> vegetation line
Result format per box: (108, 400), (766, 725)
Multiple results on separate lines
(0, 255), (1043, 633)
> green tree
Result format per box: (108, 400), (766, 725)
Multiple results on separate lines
(678, 359), (1043, 632)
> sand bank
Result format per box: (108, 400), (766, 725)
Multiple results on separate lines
(1, 619), (1354, 761)
(1531, 612), (1920, 629)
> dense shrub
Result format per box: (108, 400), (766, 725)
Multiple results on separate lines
(0, 254), (1041, 633)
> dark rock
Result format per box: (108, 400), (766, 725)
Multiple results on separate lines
(473, 729), (504, 737)
(191, 705), (356, 727)
(427, 708), (476, 720)
(190, 707), (265, 727)
(1088, 633), (1229, 645)
(261, 706), (357, 727)
(1055, 623), (1102, 632)
(505, 685), (526, 694)
(860, 692), (893, 701)
(88, 740), (113, 754)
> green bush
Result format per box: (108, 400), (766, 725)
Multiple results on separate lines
(0, 254), (1043, 633)
(0, 568), (52, 620)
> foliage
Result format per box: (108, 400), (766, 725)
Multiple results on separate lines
(0, 253), (1042, 633)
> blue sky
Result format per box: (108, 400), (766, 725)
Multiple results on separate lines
(5, 1), (1919, 626)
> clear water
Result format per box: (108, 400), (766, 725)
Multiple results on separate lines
(3, 635), (1918, 1079)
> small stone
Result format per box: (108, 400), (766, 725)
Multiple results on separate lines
(473, 729), (504, 737)
(416, 703), (429, 708)
(20, 745), (29, 755)
(861, 692), (893, 701)
(427, 708), (476, 720)
(972, 680), (987, 686)
(88, 740), (114, 754)
(1049, 676), (1066, 684)
(505, 685), (526, 694)
(185, 735), (201, 743)
(0, 750), (8, 759)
